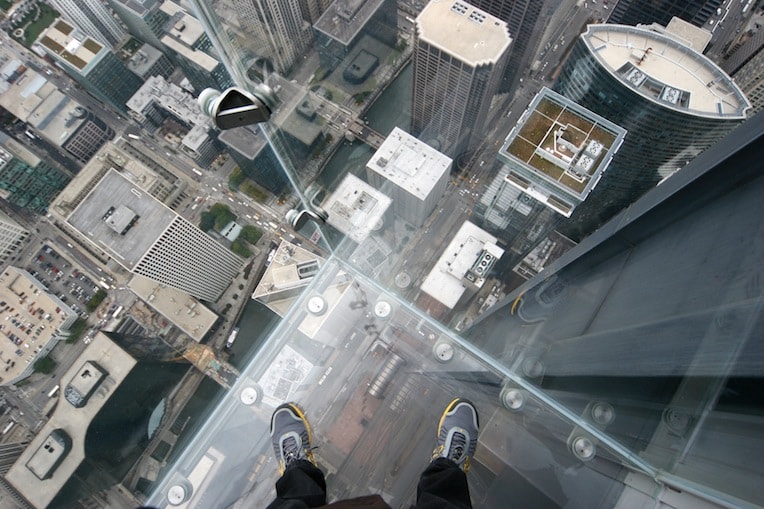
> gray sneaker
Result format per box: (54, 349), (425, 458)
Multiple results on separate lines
(432, 398), (479, 472)
(270, 403), (315, 474)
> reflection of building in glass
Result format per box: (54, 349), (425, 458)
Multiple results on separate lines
(66, 169), (242, 302)
(159, 2), (233, 94)
(466, 112), (764, 509)
(421, 220), (504, 311)
(606, 0), (722, 27)
(366, 127), (451, 227)
(0, 267), (78, 386)
(47, 0), (127, 47)
(412, 0), (511, 158)
(219, 79), (324, 194)
(36, 20), (143, 113)
(313, 0), (397, 70)
(233, 0), (313, 74)
(553, 24), (749, 239)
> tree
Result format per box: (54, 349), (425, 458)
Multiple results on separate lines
(33, 355), (56, 375)
(199, 211), (215, 232)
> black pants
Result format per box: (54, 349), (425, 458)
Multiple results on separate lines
(266, 458), (472, 509)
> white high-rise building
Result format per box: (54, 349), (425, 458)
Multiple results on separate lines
(46, 0), (127, 47)
(66, 169), (243, 302)
(366, 127), (451, 227)
(412, 0), (511, 158)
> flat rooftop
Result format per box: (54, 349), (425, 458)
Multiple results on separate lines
(324, 174), (392, 243)
(253, 241), (325, 317)
(67, 168), (176, 270)
(0, 65), (59, 123)
(416, 0), (511, 66)
(6, 333), (136, 508)
(314, 0), (390, 45)
(37, 19), (105, 73)
(128, 44), (166, 76)
(420, 221), (503, 309)
(30, 95), (87, 149)
(160, 35), (220, 72)
(367, 127), (452, 201)
(499, 87), (627, 214)
(583, 24), (749, 117)
(0, 267), (77, 385)
(128, 275), (217, 342)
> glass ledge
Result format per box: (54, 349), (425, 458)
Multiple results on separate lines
(146, 255), (638, 508)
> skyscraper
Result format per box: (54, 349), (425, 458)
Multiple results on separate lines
(462, 0), (544, 93)
(107, 0), (170, 49)
(47, 0), (127, 47)
(553, 23), (749, 238)
(465, 111), (764, 509)
(412, 0), (511, 159)
(36, 20), (143, 113)
(66, 169), (243, 302)
(478, 87), (626, 259)
(233, 0), (312, 74)
(606, 0), (723, 27)
(160, 2), (233, 93)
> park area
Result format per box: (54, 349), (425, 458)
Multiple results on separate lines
(6, 2), (59, 46)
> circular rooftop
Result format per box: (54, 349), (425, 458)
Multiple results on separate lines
(581, 24), (750, 118)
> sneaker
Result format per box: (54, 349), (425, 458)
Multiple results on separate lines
(432, 398), (479, 472)
(270, 402), (316, 474)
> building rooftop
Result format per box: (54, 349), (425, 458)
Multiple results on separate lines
(367, 127), (452, 201)
(253, 241), (325, 317)
(324, 174), (392, 243)
(499, 87), (627, 216)
(420, 221), (503, 308)
(583, 24), (750, 117)
(161, 34), (220, 72)
(111, 0), (157, 15)
(416, 0), (511, 66)
(0, 267), (77, 385)
(314, 0), (390, 45)
(36, 19), (105, 73)
(66, 168), (176, 270)
(0, 64), (58, 123)
(6, 333), (136, 508)
(162, 5), (206, 48)
(128, 44), (166, 76)
(128, 275), (217, 342)
(127, 75), (211, 127)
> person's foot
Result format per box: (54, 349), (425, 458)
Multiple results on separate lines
(270, 402), (316, 474)
(432, 398), (479, 472)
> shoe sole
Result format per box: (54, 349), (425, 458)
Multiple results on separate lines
(437, 397), (479, 437)
(271, 402), (313, 444)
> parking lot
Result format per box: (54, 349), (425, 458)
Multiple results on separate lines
(25, 244), (101, 319)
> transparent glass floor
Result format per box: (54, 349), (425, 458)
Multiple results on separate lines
(144, 256), (629, 508)
(137, 1), (764, 508)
